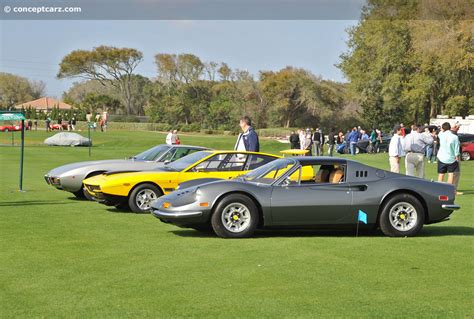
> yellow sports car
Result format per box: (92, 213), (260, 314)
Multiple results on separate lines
(83, 150), (280, 213)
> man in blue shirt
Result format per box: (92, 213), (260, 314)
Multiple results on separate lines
(437, 122), (460, 187)
(347, 127), (359, 155)
(234, 116), (260, 152)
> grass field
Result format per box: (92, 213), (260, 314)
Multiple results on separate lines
(1, 130), (473, 318)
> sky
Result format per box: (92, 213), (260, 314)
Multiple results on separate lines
(0, 20), (357, 98)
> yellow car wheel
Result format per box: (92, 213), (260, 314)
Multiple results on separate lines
(128, 183), (163, 213)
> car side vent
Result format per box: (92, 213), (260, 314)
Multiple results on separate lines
(355, 170), (368, 178)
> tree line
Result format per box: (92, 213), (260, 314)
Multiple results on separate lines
(1, 0), (472, 132)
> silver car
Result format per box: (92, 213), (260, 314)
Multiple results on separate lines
(44, 144), (209, 199)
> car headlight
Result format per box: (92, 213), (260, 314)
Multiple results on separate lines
(195, 187), (202, 200)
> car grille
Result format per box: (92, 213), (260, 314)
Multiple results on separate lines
(45, 175), (61, 186)
(86, 184), (101, 193)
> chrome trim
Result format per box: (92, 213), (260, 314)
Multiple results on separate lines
(152, 210), (203, 218)
(441, 204), (461, 210)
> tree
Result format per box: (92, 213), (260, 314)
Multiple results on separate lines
(57, 46), (143, 115)
(0, 73), (46, 109)
(218, 63), (232, 81)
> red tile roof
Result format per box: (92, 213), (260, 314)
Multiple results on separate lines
(15, 97), (73, 110)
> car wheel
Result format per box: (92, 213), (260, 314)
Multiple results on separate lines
(211, 194), (258, 238)
(128, 183), (162, 213)
(379, 193), (425, 237)
(5, 129), (9, 132)
(461, 151), (471, 161)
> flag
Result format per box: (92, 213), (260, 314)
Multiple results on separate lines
(358, 210), (367, 224)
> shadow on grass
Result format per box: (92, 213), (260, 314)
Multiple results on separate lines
(0, 200), (72, 207)
(171, 226), (474, 238)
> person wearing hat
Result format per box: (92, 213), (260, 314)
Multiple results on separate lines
(403, 124), (435, 178)
(388, 125), (404, 173)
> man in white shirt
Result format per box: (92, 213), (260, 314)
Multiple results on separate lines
(388, 125), (404, 173)
(165, 130), (173, 145)
(403, 124), (435, 178)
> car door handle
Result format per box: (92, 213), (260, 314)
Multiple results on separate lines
(351, 184), (368, 191)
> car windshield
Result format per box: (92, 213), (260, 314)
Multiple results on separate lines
(166, 151), (213, 171)
(241, 158), (297, 184)
(132, 145), (171, 161)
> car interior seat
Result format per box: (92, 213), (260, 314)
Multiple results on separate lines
(329, 168), (344, 183)
(314, 166), (331, 183)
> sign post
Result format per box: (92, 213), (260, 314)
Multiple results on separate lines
(0, 111), (26, 191)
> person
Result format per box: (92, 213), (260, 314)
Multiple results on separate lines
(312, 128), (323, 156)
(327, 128), (336, 157)
(165, 130), (173, 145)
(95, 113), (101, 123)
(172, 130), (180, 145)
(424, 127), (434, 161)
(437, 122), (460, 190)
(71, 115), (76, 131)
(370, 129), (377, 153)
(33, 119), (37, 131)
(234, 116), (259, 152)
(27, 119), (32, 131)
(57, 114), (63, 131)
(304, 129), (313, 156)
(388, 125), (404, 173)
(289, 131), (300, 149)
(400, 123), (406, 137)
(45, 117), (51, 132)
(299, 128), (306, 150)
(360, 130), (369, 141)
(67, 117), (72, 131)
(347, 127), (359, 155)
(403, 124), (434, 178)
(86, 111), (92, 123)
(99, 118), (105, 132)
(451, 123), (462, 195)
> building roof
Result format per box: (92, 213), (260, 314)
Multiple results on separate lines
(14, 97), (73, 110)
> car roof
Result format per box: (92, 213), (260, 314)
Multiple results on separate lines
(210, 150), (280, 157)
(172, 145), (211, 150)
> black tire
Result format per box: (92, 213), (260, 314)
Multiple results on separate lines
(211, 194), (258, 238)
(128, 183), (163, 213)
(379, 193), (425, 237)
(461, 151), (471, 161)
(73, 190), (86, 199)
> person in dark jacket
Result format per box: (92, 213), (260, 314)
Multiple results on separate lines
(312, 128), (323, 156)
(347, 127), (360, 155)
(234, 116), (259, 152)
(289, 131), (300, 149)
(327, 128), (336, 157)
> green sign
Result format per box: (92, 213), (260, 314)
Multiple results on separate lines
(0, 112), (26, 121)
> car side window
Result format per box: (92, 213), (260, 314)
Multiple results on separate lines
(161, 149), (177, 162)
(171, 148), (199, 161)
(221, 154), (248, 171)
(193, 154), (228, 172)
(284, 164), (346, 186)
(246, 154), (275, 170)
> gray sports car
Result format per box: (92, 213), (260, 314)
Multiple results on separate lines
(151, 157), (460, 238)
(44, 144), (209, 199)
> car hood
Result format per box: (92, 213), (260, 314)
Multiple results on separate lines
(47, 159), (162, 176)
(83, 169), (177, 187)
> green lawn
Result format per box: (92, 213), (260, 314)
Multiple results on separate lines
(1, 130), (473, 318)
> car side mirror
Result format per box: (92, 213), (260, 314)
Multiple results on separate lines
(164, 160), (171, 165)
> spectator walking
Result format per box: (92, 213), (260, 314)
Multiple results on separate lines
(27, 119), (32, 131)
(33, 119), (37, 131)
(299, 128), (306, 150)
(71, 115), (76, 131)
(347, 127), (359, 155)
(173, 130), (180, 145)
(404, 124), (434, 178)
(289, 131), (300, 149)
(451, 123), (463, 195)
(234, 116), (259, 152)
(388, 125), (404, 173)
(327, 128), (336, 157)
(312, 128), (323, 156)
(437, 122), (460, 191)
(45, 117), (51, 132)
(165, 130), (173, 145)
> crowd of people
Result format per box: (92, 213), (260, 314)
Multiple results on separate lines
(388, 122), (462, 195)
(289, 126), (383, 156)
